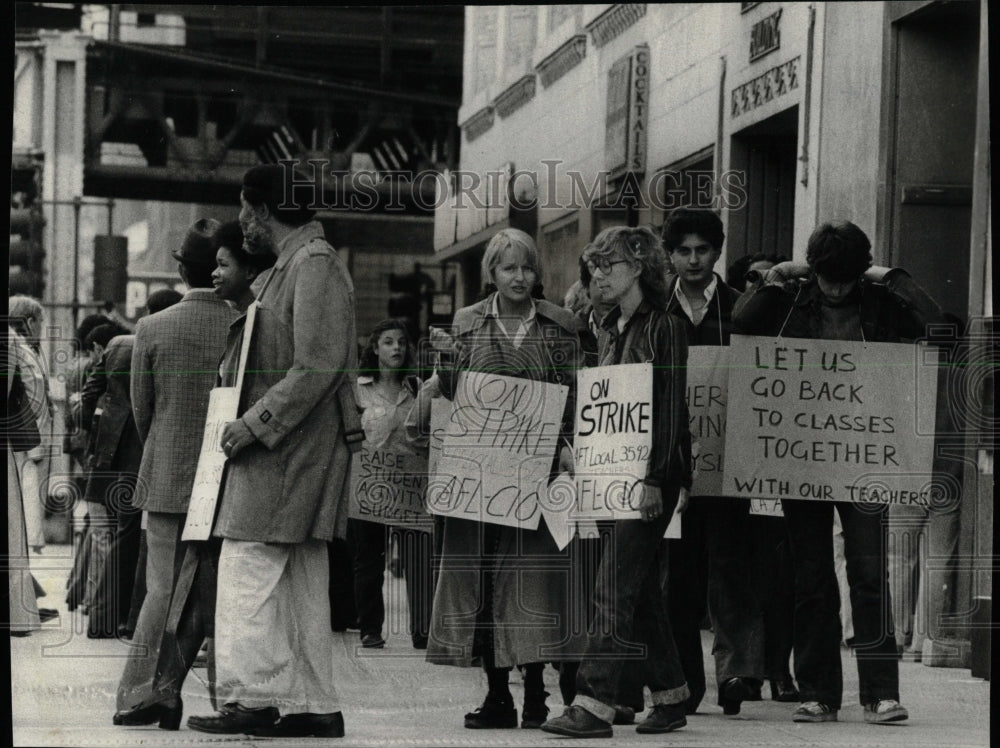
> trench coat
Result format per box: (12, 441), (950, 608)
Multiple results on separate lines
(427, 294), (586, 668)
(213, 221), (358, 544)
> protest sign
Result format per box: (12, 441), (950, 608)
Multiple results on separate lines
(749, 498), (784, 517)
(428, 397), (451, 475)
(348, 445), (431, 530)
(183, 303), (257, 541)
(426, 371), (567, 529)
(723, 335), (938, 506)
(574, 363), (652, 520)
(687, 347), (729, 496)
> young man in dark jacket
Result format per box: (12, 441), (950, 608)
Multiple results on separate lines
(662, 209), (771, 716)
(733, 220), (948, 725)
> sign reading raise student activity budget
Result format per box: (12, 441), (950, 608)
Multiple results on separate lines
(426, 371), (567, 529)
(574, 363), (653, 519)
(723, 335), (939, 506)
(348, 445), (431, 531)
(687, 347), (729, 496)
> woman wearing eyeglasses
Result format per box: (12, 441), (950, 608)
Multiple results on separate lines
(542, 226), (693, 738)
(428, 227), (583, 731)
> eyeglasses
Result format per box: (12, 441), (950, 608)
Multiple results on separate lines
(585, 257), (629, 275)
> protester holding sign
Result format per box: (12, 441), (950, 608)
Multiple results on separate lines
(349, 318), (431, 650)
(428, 228), (583, 731)
(663, 208), (783, 714)
(732, 220), (948, 725)
(189, 165), (361, 738)
(542, 226), (693, 739)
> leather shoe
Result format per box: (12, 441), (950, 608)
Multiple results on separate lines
(251, 711), (345, 737)
(719, 677), (761, 716)
(540, 705), (612, 739)
(361, 633), (385, 648)
(770, 677), (799, 702)
(636, 703), (687, 734)
(188, 704), (279, 734)
(113, 696), (182, 730)
(521, 690), (549, 729)
(464, 695), (517, 729)
(38, 608), (59, 622)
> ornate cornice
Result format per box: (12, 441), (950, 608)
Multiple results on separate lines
(535, 34), (588, 88)
(585, 4), (647, 49)
(493, 74), (537, 118)
(460, 106), (495, 142)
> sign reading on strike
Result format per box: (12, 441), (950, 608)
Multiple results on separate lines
(723, 335), (938, 506)
(574, 363), (653, 519)
(426, 372), (567, 529)
(348, 446), (431, 531)
(687, 347), (729, 496)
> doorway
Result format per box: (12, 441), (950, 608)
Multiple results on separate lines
(886, 1), (979, 319)
(728, 106), (798, 261)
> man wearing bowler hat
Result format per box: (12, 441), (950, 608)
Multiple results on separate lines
(188, 164), (360, 738)
(115, 219), (238, 716)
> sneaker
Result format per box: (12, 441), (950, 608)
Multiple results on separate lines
(540, 705), (613, 739)
(864, 699), (909, 724)
(635, 703), (687, 734)
(792, 701), (838, 722)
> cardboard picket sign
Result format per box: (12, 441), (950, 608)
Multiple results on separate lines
(428, 397), (452, 475)
(687, 347), (729, 496)
(183, 303), (257, 541)
(573, 363), (652, 520)
(723, 335), (939, 506)
(348, 445), (431, 531)
(426, 371), (567, 530)
(749, 498), (784, 517)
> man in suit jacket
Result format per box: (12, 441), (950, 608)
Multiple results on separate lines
(115, 219), (238, 713)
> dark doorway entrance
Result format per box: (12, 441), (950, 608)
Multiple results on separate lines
(885, 1), (979, 319)
(728, 105), (798, 261)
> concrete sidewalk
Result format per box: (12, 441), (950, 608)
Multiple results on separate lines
(11, 544), (990, 747)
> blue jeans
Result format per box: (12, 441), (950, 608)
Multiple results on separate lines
(781, 499), (899, 708)
(574, 483), (689, 722)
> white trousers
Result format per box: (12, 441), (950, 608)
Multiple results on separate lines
(215, 538), (339, 715)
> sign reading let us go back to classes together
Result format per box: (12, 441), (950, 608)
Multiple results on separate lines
(723, 335), (939, 506)
(426, 371), (567, 530)
(574, 363), (653, 519)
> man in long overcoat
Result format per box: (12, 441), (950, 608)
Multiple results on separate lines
(188, 164), (359, 739)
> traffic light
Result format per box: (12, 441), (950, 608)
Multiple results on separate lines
(9, 206), (46, 298)
(9, 162), (46, 298)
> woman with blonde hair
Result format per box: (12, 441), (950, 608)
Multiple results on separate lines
(428, 228), (584, 730)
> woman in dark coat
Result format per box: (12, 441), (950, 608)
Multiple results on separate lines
(428, 228), (583, 730)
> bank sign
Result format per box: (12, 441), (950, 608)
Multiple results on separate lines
(605, 44), (650, 179)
